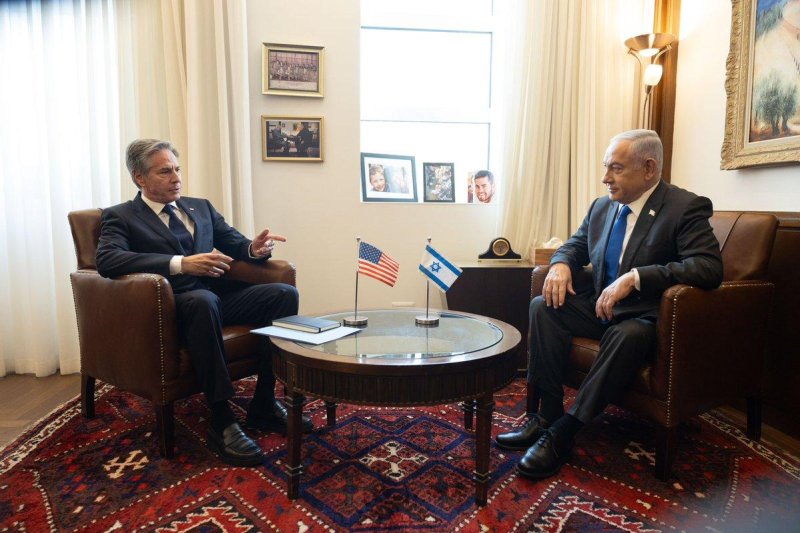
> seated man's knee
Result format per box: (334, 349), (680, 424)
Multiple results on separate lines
(530, 295), (546, 315)
(603, 319), (655, 349)
(181, 289), (222, 313)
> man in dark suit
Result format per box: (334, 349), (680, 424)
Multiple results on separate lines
(495, 129), (723, 479)
(96, 139), (311, 467)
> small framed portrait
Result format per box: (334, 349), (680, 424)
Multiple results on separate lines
(361, 153), (418, 202)
(262, 43), (324, 97)
(470, 169), (496, 204)
(423, 162), (455, 203)
(262, 116), (323, 162)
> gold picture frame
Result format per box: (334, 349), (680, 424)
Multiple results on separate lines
(262, 43), (324, 97)
(721, 0), (800, 169)
(262, 116), (323, 162)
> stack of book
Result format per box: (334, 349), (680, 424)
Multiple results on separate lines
(272, 315), (340, 334)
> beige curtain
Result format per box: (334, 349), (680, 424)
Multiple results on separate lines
(117, 0), (254, 233)
(497, 0), (653, 261)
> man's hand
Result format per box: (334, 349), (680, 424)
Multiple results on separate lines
(181, 252), (234, 277)
(595, 271), (636, 321)
(250, 228), (287, 258)
(543, 262), (575, 308)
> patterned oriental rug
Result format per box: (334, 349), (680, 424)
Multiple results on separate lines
(1, 379), (799, 532)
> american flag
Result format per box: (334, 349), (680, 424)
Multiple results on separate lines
(358, 241), (399, 287)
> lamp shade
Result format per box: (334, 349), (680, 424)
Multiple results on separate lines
(624, 33), (675, 56)
(644, 64), (663, 86)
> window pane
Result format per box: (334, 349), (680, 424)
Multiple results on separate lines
(361, 29), (491, 113)
(361, 121), (490, 203)
(362, 0), (492, 20)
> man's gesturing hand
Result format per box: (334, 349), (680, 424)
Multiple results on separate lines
(181, 252), (234, 277)
(250, 228), (287, 258)
(543, 262), (575, 308)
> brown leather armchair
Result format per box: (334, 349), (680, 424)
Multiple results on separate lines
(68, 208), (297, 457)
(526, 211), (778, 479)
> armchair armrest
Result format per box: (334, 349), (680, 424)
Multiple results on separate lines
(227, 259), (296, 287)
(651, 280), (775, 414)
(70, 270), (180, 403)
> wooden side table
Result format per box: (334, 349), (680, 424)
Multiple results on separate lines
(446, 260), (534, 370)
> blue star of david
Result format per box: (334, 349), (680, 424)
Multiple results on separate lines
(431, 262), (441, 272)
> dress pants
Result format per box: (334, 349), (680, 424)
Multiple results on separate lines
(174, 280), (299, 405)
(528, 294), (656, 423)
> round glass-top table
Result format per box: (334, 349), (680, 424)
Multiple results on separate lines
(301, 309), (504, 359)
(268, 308), (521, 506)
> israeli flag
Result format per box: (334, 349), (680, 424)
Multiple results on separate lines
(419, 244), (462, 292)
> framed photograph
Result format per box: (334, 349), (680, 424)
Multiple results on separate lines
(721, 0), (800, 169)
(262, 116), (323, 162)
(361, 153), (418, 202)
(262, 43), (324, 97)
(423, 163), (455, 203)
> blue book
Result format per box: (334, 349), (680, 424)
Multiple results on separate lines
(272, 315), (340, 333)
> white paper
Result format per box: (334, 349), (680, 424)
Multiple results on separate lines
(251, 325), (360, 345)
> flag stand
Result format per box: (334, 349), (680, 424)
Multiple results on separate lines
(415, 280), (439, 326)
(416, 237), (440, 327)
(344, 237), (368, 327)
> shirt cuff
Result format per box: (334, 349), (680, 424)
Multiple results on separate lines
(169, 255), (184, 275)
(632, 268), (641, 291)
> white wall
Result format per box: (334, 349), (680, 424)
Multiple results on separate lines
(246, 1), (499, 315)
(672, 0), (800, 209)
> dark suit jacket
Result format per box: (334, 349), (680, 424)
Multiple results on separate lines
(550, 180), (723, 320)
(96, 193), (264, 293)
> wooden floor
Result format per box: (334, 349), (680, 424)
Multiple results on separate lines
(0, 373), (81, 447)
(0, 374), (799, 459)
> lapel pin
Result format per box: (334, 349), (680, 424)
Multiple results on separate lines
(649, 209), (656, 216)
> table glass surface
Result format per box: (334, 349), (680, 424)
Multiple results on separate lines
(298, 309), (503, 359)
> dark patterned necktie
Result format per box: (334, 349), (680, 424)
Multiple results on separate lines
(602, 204), (632, 288)
(162, 204), (194, 254)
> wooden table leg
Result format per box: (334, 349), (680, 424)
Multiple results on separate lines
(474, 393), (494, 506)
(324, 400), (337, 426)
(462, 399), (476, 430)
(284, 363), (304, 500)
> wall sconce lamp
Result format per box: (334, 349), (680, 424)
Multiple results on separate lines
(625, 32), (675, 129)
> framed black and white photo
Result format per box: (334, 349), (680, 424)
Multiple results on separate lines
(262, 116), (323, 162)
(360, 153), (417, 202)
(423, 162), (455, 203)
(262, 43), (324, 97)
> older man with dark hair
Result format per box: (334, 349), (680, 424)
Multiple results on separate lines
(97, 139), (312, 467)
(496, 129), (723, 479)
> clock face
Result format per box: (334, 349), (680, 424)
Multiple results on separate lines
(492, 238), (510, 257)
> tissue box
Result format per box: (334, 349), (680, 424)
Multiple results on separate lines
(533, 248), (556, 266)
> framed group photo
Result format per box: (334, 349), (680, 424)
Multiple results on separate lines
(262, 43), (324, 97)
(262, 116), (323, 162)
(360, 153), (418, 202)
(721, 0), (800, 169)
(423, 162), (455, 202)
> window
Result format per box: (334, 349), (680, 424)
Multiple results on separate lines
(360, 0), (500, 204)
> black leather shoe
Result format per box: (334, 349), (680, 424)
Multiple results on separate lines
(207, 422), (264, 467)
(245, 399), (313, 434)
(495, 415), (549, 450)
(516, 429), (572, 480)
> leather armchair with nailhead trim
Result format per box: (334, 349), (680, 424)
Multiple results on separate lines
(526, 211), (778, 479)
(68, 209), (296, 457)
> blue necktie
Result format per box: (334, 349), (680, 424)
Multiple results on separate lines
(163, 204), (194, 254)
(603, 205), (632, 288)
